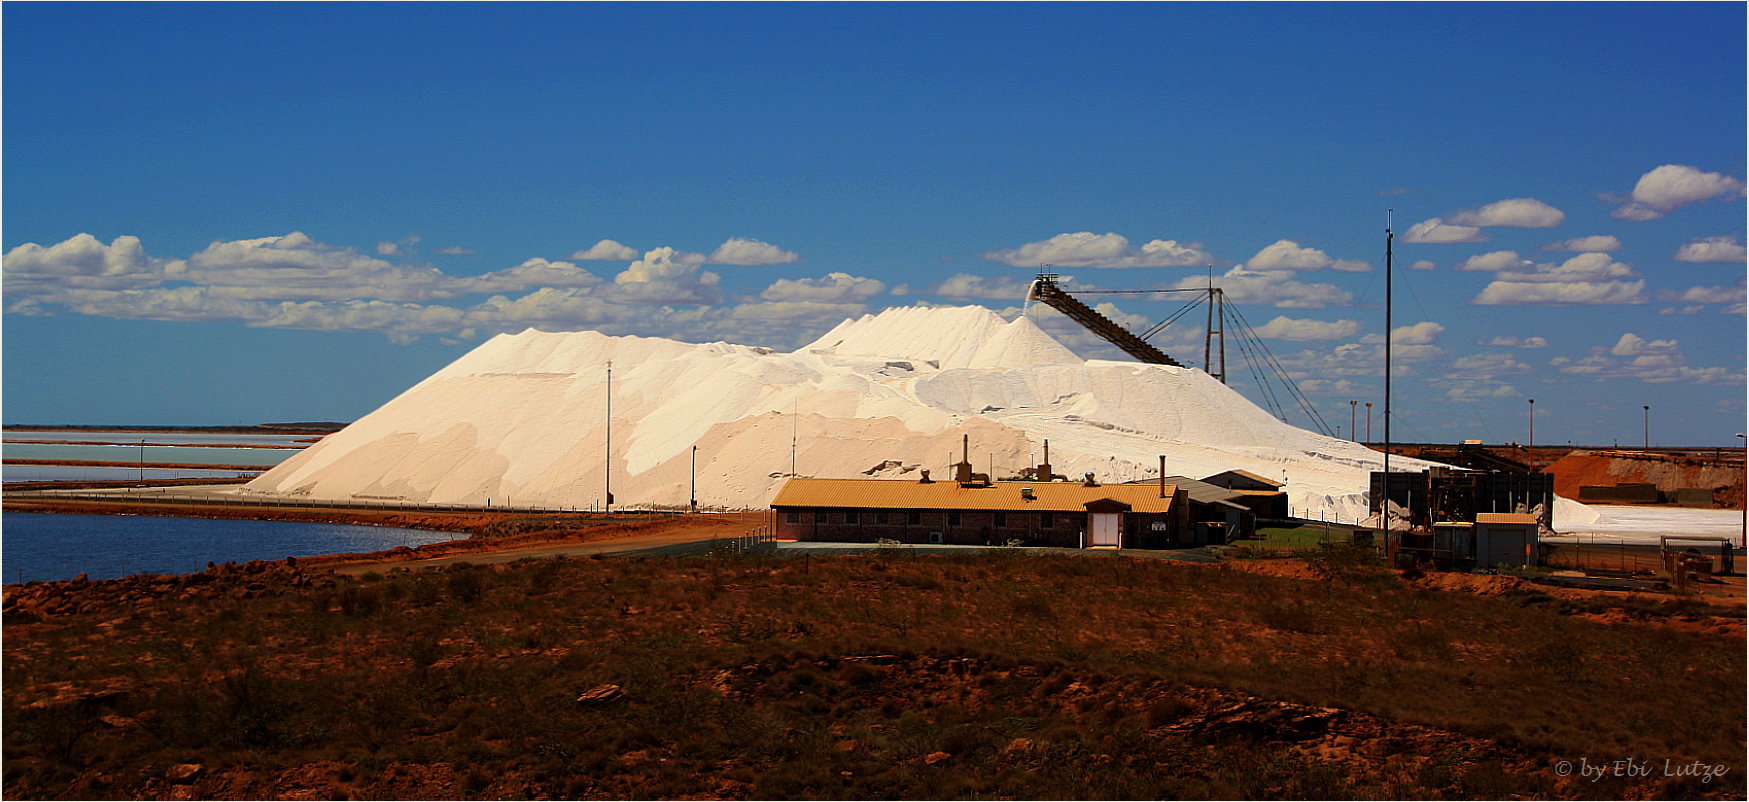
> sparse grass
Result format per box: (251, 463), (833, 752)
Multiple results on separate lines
(3, 551), (1743, 800)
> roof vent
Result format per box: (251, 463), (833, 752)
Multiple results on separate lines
(1021, 487), (1035, 500)
(1083, 472), (1099, 487)
(919, 469), (933, 484)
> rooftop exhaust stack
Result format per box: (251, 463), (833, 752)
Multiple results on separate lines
(1160, 455), (1166, 498)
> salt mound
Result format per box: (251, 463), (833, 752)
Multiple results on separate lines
(243, 305), (1434, 518)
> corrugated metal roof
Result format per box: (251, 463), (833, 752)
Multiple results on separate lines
(771, 477), (1178, 513)
(1475, 513), (1539, 525)
(1123, 475), (1243, 506)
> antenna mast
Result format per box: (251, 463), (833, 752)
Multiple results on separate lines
(1382, 211), (1393, 521)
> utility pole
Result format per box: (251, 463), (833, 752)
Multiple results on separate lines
(691, 445), (698, 512)
(1528, 399), (1535, 470)
(1350, 400), (1357, 443)
(1643, 406), (1650, 453)
(605, 360), (612, 514)
(1366, 402), (1372, 445)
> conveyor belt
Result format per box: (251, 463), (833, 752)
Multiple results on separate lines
(1027, 275), (1185, 367)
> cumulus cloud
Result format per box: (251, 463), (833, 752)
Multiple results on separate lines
(434, 245), (475, 255)
(935, 273), (1032, 300)
(1166, 266), (1352, 309)
(1446, 352), (1532, 377)
(170, 232), (462, 302)
(1245, 240), (1369, 272)
(459, 258), (603, 294)
(759, 272), (886, 303)
(1454, 251), (1529, 272)
(1446, 198), (1565, 228)
(1360, 321), (1445, 346)
(1656, 279), (1746, 306)
(1551, 331), (1743, 384)
(1539, 235), (1621, 253)
(606, 247), (721, 305)
(1409, 259), (1437, 271)
(1470, 253), (1645, 306)
(981, 232), (1214, 268)
(1403, 218), (1486, 244)
(1477, 336), (1548, 349)
(1610, 164), (1746, 221)
(707, 237), (800, 266)
(570, 239), (640, 261)
(1674, 236), (1746, 263)
(2, 233), (161, 294)
(1253, 316), (1362, 342)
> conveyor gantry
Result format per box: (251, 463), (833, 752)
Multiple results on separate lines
(1026, 274), (1186, 368)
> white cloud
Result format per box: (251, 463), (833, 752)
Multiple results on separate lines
(759, 272), (886, 303)
(1245, 240), (1369, 272)
(1168, 266), (1352, 309)
(1253, 316), (1362, 342)
(1360, 321), (1444, 346)
(2, 233), (161, 293)
(730, 301), (867, 321)
(571, 239), (640, 261)
(1403, 218), (1487, 244)
(1553, 332), (1743, 384)
(1409, 259), (1437, 271)
(1658, 305), (1708, 316)
(982, 232), (1214, 268)
(434, 246), (475, 255)
(1477, 336), (1548, 349)
(1609, 332), (1677, 357)
(173, 232), (460, 302)
(1473, 281), (1646, 306)
(1447, 198), (1565, 228)
(1470, 253), (1646, 306)
(460, 258), (603, 294)
(1674, 236), (1746, 263)
(707, 237), (799, 266)
(377, 242), (402, 256)
(1539, 235), (1621, 253)
(1454, 251), (1528, 272)
(1656, 283), (1746, 305)
(607, 247), (721, 305)
(1447, 352), (1532, 377)
(935, 273), (1032, 300)
(1610, 164), (1746, 221)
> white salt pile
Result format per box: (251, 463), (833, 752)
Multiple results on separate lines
(243, 305), (1436, 518)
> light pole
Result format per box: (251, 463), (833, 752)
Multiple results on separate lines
(1365, 402), (1372, 445)
(139, 439), (145, 481)
(1350, 400), (1357, 443)
(1737, 433), (1745, 549)
(690, 445), (697, 513)
(1528, 399), (1535, 470)
(605, 360), (613, 514)
(1643, 405), (1650, 453)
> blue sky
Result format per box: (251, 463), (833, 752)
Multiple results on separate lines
(4, 3), (1744, 446)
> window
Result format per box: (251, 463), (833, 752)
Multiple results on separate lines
(846, 511), (860, 524)
(786, 511), (800, 524)
(1040, 512), (1054, 529)
(994, 511), (1007, 528)
(907, 510), (922, 525)
(876, 511), (890, 525)
(948, 511), (961, 527)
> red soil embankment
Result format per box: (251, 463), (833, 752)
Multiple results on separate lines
(1542, 451), (1744, 507)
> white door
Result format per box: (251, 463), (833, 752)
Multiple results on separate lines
(1089, 513), (1121, 547)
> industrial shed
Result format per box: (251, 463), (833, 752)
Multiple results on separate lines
(1126, 475), (1257, 544)
(1201, 470), (1290, 520)
(770, 475), (1190, 549)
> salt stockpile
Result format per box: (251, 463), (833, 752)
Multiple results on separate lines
(243, 305), (1430, 518)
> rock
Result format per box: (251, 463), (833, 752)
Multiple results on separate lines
(925, 751), (952, 765)
(167, 763), (203, 784)
(1002, 737), (1036, 755)
(576, 684), (625, 706)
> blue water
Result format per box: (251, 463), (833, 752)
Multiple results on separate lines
(3, 443), (296, 466)
(3, 465), (263, 482)
(1, 513), (459, 583)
